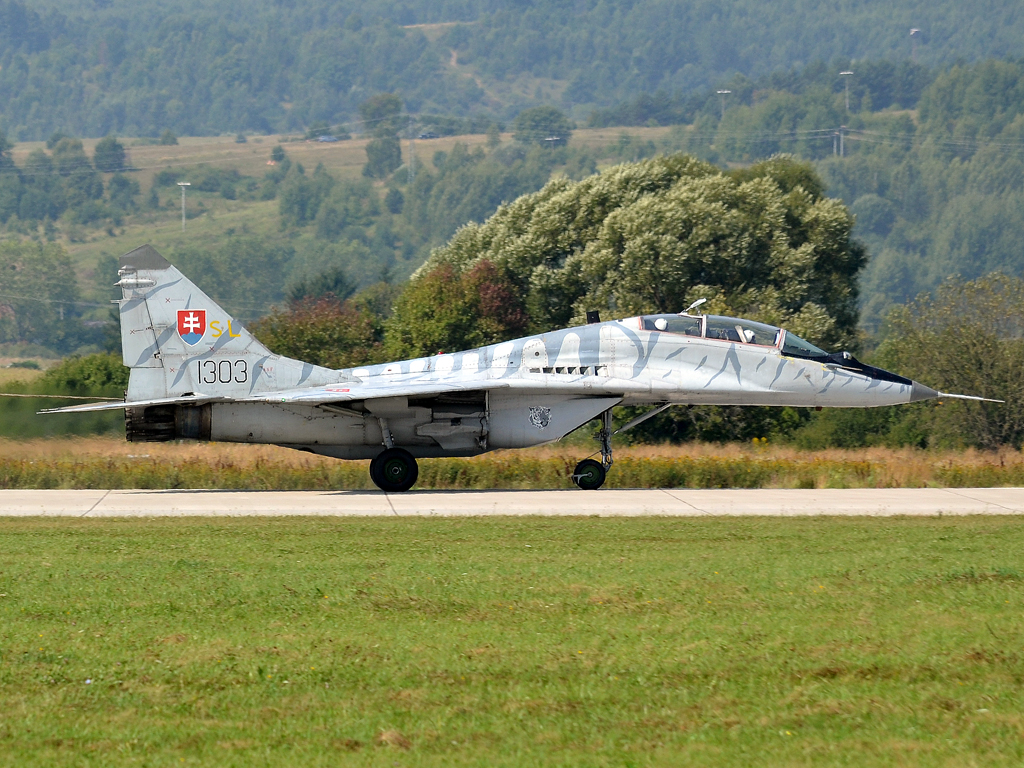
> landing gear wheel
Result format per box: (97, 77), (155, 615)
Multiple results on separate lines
(370, 448), (419, 493)
(573, 459), (606, 490)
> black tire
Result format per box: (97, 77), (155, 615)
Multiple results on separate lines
(572, 459), (606, 490)
(370, 448), (419, 493)
(368, 454), (384, 489)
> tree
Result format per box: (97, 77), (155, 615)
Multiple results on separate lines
(389, 154), (863, 356)
(279, 163), (334, 227)
(513, 106), (574, 144)
(93, 136), (126, 173)
(41, 353), (129, 395)
(171, 237), (292, 322)
(52, 138), (91, 176)
(159, 130), (178, 146)
(107, 174), (140, 211)
(287, 267), (356, 305)
(876, 274), (1024, 448)
(0, 241), (82, 351)
(51, 138), (103, 209)
(359, 93), (404, 138)
(0, 129), (13, 170)
(363, 136), (402, 179)
(250, 296), (387, 369)
(384, 187), (404, 214)
(385, 260), (529, 357)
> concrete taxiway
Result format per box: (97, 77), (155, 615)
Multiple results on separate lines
(0, 488), (1022, 517)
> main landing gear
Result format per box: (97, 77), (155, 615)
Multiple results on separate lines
(572, 408), (613, 491)
(369, 447), (419, 493)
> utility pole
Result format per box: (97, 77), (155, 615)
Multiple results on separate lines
(840, 126), (846, 157)
(177, 182), (190, 231)
(910, 28), (920, 62)
(408, 122), (416, 183)
(840, 71), (853, 112)
(716, 90), (731, 120)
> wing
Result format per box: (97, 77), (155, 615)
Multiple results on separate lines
(41, 375), (513, 414)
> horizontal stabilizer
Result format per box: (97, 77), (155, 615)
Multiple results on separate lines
(39, 394), (222, 415)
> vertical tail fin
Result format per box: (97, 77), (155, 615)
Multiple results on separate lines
(117, 244), (337, 401)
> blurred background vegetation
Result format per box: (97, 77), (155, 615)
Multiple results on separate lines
(1, 0), (1023, 449)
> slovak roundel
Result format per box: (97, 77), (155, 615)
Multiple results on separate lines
(177, 309), (207, 346)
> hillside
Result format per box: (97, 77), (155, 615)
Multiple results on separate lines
(4, 0), (1024, 137)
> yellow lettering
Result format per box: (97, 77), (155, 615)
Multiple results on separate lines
(227, 320), (242, 338)
(210, 321), (222, 338)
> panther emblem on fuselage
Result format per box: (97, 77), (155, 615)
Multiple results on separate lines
(528, 406), (552, 430)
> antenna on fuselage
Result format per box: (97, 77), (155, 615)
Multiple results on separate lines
(682, 298), (707, 315)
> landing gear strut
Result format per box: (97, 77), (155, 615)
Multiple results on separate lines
(573, 408), (613, 490)
(370, 447), (419, 493)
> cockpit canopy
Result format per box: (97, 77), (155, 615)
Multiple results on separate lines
(640, 313), (829, 359)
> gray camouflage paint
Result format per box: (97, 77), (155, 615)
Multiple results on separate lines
(112, 244), (927, 412)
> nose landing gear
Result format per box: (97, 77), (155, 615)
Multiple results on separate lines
(572, 408), (613, 490)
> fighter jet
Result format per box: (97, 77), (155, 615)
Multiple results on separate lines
(45, 245), (996, 491)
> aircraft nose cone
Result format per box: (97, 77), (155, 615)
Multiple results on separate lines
(910, 381), (938, 402)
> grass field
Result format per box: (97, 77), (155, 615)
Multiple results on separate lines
(0, 437), (1022, 489)
(2, 515), (1022, 766)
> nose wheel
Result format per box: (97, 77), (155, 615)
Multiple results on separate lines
(572, 408), (614, 490)
(370, 447), (419, 492)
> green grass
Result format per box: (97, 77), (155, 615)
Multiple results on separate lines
(2, 516), (1023, 766)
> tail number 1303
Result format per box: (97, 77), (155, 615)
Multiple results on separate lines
(197, 359), (247, 384)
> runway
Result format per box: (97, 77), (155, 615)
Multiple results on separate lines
(0, 487), (1022, 517)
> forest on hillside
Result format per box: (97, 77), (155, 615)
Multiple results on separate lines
(8, 57), (1024, 343)
(4, 0), (1024, 137)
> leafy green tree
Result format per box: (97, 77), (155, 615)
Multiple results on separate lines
(391, 154), (863, 356)
(250, 295), (388, 369)
(159, 130), (178, 146)
(513, 106), (573, 144)
(385, 260), (529, 357)
(52, 138), (91, 176)
(314, 178), (379, 239)
(40, 353), (129, 395)
(0, 241), (82, 351)
(279, 163), (334, 227)
(172, 237), (292, 322)
(359, 93), (404, 138)
(0, 129), (13, 170)
(286, 267), (356, 305)
(875, 274), (1024, 449)
(384, 187), (404, 214)
(107, 174), (140, 211)
(93, 136), (126, 173)
(363, 136), (402, 179)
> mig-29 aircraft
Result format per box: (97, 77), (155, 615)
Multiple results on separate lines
(45, 245), (995, 492)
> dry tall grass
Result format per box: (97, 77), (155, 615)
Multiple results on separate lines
(1, 437), (1021, 489)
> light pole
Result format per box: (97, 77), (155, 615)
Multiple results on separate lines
(177, 182), (190, 231)
(840, 71), (853, 112)
(716, 90), (732, 120)
(910, 28), (920, 62)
